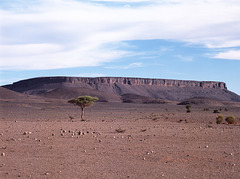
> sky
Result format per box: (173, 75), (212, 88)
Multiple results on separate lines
(0, 0), (240, 95)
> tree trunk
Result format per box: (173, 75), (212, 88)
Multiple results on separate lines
(81, 107), (85, 121)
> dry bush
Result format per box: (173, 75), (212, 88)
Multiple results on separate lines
(213, 109), (220, 113)
(185, 104), (191, 113)
(225, 116), (237, 124)
(216, 114), (224, 124)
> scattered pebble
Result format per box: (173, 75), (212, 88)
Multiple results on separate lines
(1, 152), (6, 156)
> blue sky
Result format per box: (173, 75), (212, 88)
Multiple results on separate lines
(0, 0), (240, 94)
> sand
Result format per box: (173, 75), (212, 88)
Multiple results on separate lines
(0, 98), (240, 179)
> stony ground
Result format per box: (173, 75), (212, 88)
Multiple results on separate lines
(0, 100), (240, 179)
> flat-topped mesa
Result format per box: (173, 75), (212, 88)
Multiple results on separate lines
(7, 77), (227, 90)
(3, 76), (240, 102)
(65, 77), (227, 90)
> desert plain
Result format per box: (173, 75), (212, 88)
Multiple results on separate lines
(0, 93), (240, 179)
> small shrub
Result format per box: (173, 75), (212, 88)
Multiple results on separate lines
(213, 109), (220, 113)
(203, 108), (209, 111)
(186, 104), (191, 113)
(186, 104), (191, 109)
(216, 115), (224, 124)
(225, 116), (236, 124)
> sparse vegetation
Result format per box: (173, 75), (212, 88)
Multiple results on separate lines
(203, 108), (209, 111)
(68, 96), (98, 121)
(213, 109), (220, 113)
(225, 116), (237, 124)
(186, 104), (191, 113)
(216, 114), (224, 124)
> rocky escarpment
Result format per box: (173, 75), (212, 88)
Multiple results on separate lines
(3, 76), (227, 91)
(2, 76), (240, 102)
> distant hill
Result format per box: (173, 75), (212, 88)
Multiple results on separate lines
(2, 76), (240, 103)
(0, 86), (45, 102)
(178, 97), (240, 106)
(0, 87), (26, 99)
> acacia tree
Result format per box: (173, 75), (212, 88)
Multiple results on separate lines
(68, 96), (98, 121)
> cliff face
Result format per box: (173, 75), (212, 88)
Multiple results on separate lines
(5, 76), (227, 90)
(67, 77), (227, 89)
(3, 76), (239, 102)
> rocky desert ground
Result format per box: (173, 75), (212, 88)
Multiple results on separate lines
(0, 93), (240, 179)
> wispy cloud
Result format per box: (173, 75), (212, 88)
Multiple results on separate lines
(0, 0), (240, 70)
(213, 50), (240, 60)
(0, 43), (129, 70)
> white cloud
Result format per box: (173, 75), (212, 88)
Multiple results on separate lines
(0, 0), (240, 69)
(213, 50), (240, 60)
(0, 43), (129, 70)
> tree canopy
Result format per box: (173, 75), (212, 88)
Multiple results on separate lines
(68, 96), (98, 121)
